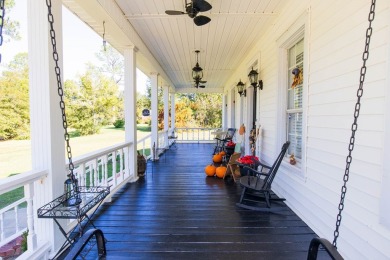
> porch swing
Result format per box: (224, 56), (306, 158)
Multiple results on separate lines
(36, 0), (110, 259)
(307, 0), (377, 259)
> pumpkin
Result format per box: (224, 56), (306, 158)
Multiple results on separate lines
(213, 154), (223, 163)
(204, 164), (216, 177)
(215, 166), (227, 178)
(219, 151), (226, 156)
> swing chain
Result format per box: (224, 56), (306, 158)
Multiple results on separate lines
(46, 0), (75, 180)
(0, 0), (5, 63)
(333, 0), (376, 248)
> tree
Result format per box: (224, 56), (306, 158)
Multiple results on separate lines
(2, 0), (21, 42)
(173, 93), (222, 128)
(93, 45), (124, 84)
(0, 53), (29, 140)
(64, 68), (122, 136)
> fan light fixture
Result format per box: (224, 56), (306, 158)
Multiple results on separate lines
(237, 80), (246, 97)
(192, 50), (203, 81)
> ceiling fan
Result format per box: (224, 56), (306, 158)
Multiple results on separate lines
(165, 0), (212, 26)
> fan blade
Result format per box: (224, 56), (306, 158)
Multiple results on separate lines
(194, 15), (211, 26)
(165, 10), (186, 15)
(199, 85), (206, 88)
(193, 0), (212, 12)
(199, 80), (207, 83)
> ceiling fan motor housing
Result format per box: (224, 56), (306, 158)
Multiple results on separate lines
(186, 5), (199, 18)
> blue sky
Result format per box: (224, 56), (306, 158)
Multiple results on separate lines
(0, 0), (148, 93)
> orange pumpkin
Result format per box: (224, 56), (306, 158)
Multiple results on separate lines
(219, 151), (226, 156)
(216, 166), (227, 178)
(204, 164), (216, 177)
(213, 154), (223, 163)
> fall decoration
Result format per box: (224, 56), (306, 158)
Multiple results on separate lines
(219, 150), (226, 156)
(226, 140), (236, 147)
(237, 155), (259, 165)
(205, 164), (216, 176)
(215, 166), (227, 178)
(213, 153), (223, 163)
(291, 67), (303, 89)
(289, 154), (296, 165)
(239, 124), (245, 135)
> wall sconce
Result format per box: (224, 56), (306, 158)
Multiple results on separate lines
(248, 67), (263, 90)
(236, 80), (246, 97)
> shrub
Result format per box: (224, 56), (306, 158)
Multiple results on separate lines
(113, 119), (125, 128)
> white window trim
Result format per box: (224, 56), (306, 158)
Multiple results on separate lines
(276, 12), (310, 180)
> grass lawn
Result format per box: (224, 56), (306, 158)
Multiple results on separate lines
(0, 125), (151, 179)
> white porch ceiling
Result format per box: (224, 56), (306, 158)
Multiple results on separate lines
(64, 0), (285, 93)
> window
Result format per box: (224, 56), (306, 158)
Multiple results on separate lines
(286, 39), (304, 160)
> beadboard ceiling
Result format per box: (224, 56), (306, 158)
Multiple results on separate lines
(64, 0), (285, 93)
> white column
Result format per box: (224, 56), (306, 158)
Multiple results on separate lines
(170, 92), (176, 134)
(163, 85), (169, 148)
(245, 87), (255, 155)
(222, 94), (227, 130)
(150, 72), (159, 159)
(124, 47), (138, 182)
(28, 0), (65, 253)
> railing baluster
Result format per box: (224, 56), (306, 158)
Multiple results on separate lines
(24, 183), (37, 251)
(112, 151), (117, 188)
(0, 212), (4, 241)
(103, 155), (108, 186)
(14, 206), (19, 233)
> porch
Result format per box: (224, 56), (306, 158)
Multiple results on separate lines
(70, 143), (320, 259)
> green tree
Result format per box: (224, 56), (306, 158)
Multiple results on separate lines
(64, 69), (122, 135)
(0, 53), (29, 139)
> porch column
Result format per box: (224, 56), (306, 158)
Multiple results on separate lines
(222, 94), (227, 129)
(170, 92), (176, 134)
(124, 46), (138, 182)
(163, 85), (169, 148)
(245, 87), (254, 155)
(150, 72), (159, 159)
(28, 0), (65, 253)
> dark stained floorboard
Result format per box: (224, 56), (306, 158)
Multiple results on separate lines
(82, 143), (325, 259)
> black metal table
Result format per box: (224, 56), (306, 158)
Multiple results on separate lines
(37, 186), (110, 258)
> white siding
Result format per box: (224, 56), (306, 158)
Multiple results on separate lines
(242, 0), (390, 259)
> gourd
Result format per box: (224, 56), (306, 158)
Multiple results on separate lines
(204, 164), (216, 177)
(215, 166), (227, 179)
(213, 154), (223, 163)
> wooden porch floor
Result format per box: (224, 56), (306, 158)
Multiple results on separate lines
(87, 143), (320, 259)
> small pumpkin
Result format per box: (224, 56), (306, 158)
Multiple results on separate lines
(213, 154), (223, 163)
(219, 151), (226, 156)
(215, 166), (227, 179)
(205, 164), (216, 177)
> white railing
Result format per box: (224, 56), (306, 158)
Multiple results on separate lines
(71, 142), (133, 193)
(158, 130), (168, 149)
(0, 142), (134, 258)
(175, 127), (220, 143)
(0, 170), (47, 253)
(137, 133), (152, 159)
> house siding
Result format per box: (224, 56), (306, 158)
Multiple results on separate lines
(246, 0), (390, 259)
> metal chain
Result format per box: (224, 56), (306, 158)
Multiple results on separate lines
(0, 0), (5, 63)
(332, 0), (376, 248)
(46, 0), (75, 180)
